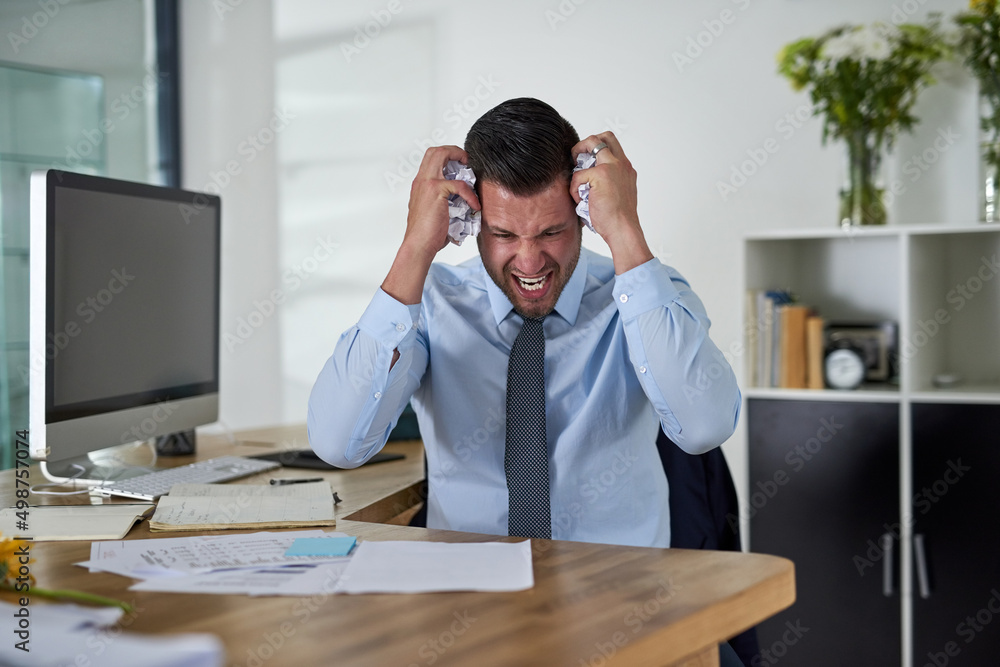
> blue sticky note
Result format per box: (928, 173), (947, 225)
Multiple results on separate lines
(285, 537), (357, 557)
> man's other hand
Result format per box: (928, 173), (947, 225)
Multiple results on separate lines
(570, 132), (653, 274)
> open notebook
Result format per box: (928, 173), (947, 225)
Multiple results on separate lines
(148, 481), (336, 532)
(0, 504), (154, 541)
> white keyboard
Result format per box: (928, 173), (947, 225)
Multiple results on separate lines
(94, 456), (280, 501)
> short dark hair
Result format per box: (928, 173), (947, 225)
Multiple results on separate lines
(464, 97), (580, 197)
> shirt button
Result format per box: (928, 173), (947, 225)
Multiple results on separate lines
(395, 323), (406, 332)
(619, 294), (628, 303)
(639, 366), (647, 374)
(373, 391), (382, 399)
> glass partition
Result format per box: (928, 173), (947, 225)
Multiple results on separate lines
(0, 0), (179, 468)
(0, 63), (105, 468)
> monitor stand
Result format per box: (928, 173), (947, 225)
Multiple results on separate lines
(39, 440), (162, 487)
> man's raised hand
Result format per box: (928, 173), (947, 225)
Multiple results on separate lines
(570, 132), (653, 274)
(405, 146), (481, 256)
(382, 146), (481, 305)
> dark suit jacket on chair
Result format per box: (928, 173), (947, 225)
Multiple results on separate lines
(656, 429), (761, 667)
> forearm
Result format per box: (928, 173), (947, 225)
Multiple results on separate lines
(606, 220), (654, 276)
(615, 260), (741, 453)
(307, 291), (427, 467)
(310, 144), (470, 456)
(382, 144), (479, 306)
(382, 239), (437, 306)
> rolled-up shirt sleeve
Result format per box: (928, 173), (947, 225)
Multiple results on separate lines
(307, 288), (428, 468)
(613, 259), (741, 454)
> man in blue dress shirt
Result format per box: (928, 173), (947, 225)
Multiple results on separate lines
(308, 98), (740, 548)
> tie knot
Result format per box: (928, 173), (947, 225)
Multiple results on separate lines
(517, 316), (544, 343)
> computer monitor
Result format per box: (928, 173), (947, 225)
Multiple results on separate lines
(28, 170), (221, 482)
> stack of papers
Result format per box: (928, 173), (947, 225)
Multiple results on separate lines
(80, 530), (353, 596)
(77, 532), (535, 597)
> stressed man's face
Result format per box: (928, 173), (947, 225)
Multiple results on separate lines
(477, 180), (583, 319)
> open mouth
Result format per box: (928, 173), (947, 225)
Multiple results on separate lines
(516, 275), (548, 292)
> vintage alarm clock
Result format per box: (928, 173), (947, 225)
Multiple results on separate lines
(824, 340), (866, 390)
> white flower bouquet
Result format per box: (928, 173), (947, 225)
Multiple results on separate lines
(778, 18), (951, 224)
(956, 0), (1000, 220)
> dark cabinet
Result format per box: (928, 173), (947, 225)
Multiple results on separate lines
(748, 399), (900, 666)
(744, 227), (1000, 666)
(911, 403), (1000, 666)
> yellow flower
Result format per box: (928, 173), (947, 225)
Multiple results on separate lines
(0, 534), (32, 587)
(0, 535), (21, 563)
(0, 532), (130, 612)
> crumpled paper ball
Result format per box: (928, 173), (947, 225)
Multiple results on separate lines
(443, 161), (481, 245)
(573, 152), (597, 232)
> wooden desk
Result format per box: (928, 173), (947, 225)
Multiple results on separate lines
(4, 425), (795, 666)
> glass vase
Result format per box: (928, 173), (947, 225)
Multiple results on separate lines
(982, 143), (999, 223)
(839, 132), (887, 227)
(981, 94), (1000, 223)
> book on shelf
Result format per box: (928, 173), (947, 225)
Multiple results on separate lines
(806, 315), (825, 389)
(747, 289), (826, 390)
(779, 305), (810, 389)
(749, 289), (793, 388)
(753, 291), (772, 388)
(746, 290), (759, 388)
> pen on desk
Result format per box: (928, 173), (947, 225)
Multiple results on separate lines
(269, 477), (324, 486)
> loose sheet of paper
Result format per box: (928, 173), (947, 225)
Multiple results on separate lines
(150, 482), (334, 529)
(130, 560), (351, 597)
(79, 530), (345, 578)
(0, 601), (223, 667)
(335, 539), (534, 594)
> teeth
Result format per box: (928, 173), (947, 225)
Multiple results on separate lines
(517, 275), (546, 292)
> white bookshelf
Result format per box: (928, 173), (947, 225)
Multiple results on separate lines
(744, 223), (1000, 403)
(743, 223), (1000, 667)
(743, 386), (901, 402)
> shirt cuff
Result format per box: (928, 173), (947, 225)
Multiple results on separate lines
(612, 259), (682, 319)
(357, 288), (420, 347)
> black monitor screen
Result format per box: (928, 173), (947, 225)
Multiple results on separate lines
(47, 177), (220, 422)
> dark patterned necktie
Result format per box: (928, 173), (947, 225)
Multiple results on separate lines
(505, 316), (551, 539)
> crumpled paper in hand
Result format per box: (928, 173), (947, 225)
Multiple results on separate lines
(573, 152), (597, 232)
(443, 161), (481, 245)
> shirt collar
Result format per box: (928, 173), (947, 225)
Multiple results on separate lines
(484, 249), (588, 327)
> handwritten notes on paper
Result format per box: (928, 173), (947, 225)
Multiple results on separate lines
(148, 482), (335, 531)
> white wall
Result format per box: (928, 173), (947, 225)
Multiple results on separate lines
(180, 0), (976, 507)
(180, 0), (284, 430)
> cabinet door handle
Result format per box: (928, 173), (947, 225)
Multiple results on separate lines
(881, 533), (894, 597)
(914, 533), (931, 599)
